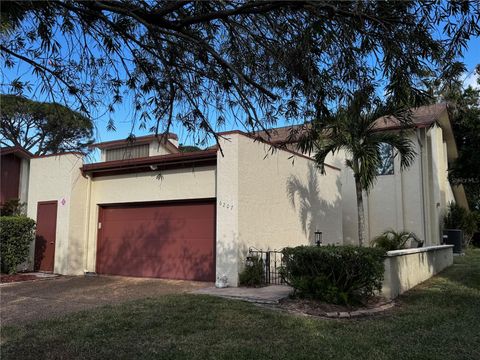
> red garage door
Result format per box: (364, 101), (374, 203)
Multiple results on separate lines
(96, 200), (215, 281)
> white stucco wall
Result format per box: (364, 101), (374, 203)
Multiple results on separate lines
(27, 154), (87, 274)
(216, 133), (343, 286)
(84, 166), (216, 273)
(382, 245), (453, 299)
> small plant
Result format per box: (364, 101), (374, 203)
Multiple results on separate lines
(0, 216), (36, 274)
(0, 199), (26, 216)
(239, 256), (265, 287)
(444, 202), (478, 247)
(371, 230), (422, 251)
(281, 245), (385, 305)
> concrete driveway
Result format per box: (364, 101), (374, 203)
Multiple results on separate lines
(0, 275), (211, 326)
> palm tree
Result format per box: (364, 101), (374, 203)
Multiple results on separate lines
(299, 92), (416, 246)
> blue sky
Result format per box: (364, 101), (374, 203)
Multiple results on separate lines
(94, 35), (479, 146)
(1, 29), (479, 160)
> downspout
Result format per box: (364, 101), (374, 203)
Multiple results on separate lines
(417, 128), (428, 243)
(83, 173), (92, 274)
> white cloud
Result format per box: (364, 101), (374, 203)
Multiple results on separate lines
(463, 71), (479, 89)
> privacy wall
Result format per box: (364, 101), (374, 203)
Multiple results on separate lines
(216, 133), (343, 286)
(27, 154), (87, 275)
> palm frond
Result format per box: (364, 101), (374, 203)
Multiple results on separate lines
(370, 131), (417, 170)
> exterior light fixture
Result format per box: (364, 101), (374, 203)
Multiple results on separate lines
(315, 231), (323, 247)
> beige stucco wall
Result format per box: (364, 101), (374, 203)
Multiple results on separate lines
(424, 124), (453, 245)
(215, 135), (240, 286)
(27, 154), (87, 274)
(84, 166), (216, 273)
(149, 141), (173, 156)
(18, 157), (30, 205)
(66, 169), (89, 274)
(325, 150), (359, 245)
(382, 245), (453, 299)
(330, 123), (455, 246)
(366, 132), (426, 242)
(99, 141), (174, 161)
(216, 133), (343, 286)
(237, 135), (343, 249)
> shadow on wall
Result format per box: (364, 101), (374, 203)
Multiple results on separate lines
(34, 235), (47, 270)
(96, 203), (216, 282)
(286, 164), (342, 245)
(214, 230), (249, 286)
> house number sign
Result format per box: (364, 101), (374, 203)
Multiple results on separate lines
(218, 200), (234, 210)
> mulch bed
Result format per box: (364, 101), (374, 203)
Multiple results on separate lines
(0, 273), (38, 283)
(278, 296), (393, 318)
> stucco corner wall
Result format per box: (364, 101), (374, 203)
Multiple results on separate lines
(27, 154), (87, 275)
(216, 133), (343, 287)
(382, 245), (453, 299)
(215, 135), (240, 287)
(66, 167), (89, 275)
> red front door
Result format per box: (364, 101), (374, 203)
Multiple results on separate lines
(34, 201), (58, 272)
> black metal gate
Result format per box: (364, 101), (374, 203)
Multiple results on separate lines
(246, 248), (286, 285)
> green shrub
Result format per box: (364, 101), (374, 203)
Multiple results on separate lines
(0, 199), (26, 216)
(0, 216), (36, 274)
(239, 256), (265, 287)
(444, 202), (478, 246)
(281, 245), (385, 305)
(371, 230), (422, 251)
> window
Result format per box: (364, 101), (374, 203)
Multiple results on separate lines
(377, 143), (394, 175)
(105, 144), (149, 161)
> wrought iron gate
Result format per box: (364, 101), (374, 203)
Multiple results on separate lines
(246, 247), (286, 285)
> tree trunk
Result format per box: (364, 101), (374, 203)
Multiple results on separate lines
(355, 176), (366, 246)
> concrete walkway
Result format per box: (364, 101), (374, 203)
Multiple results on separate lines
(194, 285), (292, 304)
(1, 275), (210, 325)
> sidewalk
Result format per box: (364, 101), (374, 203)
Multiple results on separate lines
(194, 285), (292, 304)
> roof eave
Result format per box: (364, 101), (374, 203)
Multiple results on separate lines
(82, 150), (217, 176)
(0, 146), (34, 159)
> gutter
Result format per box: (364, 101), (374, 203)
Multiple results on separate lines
(82, 150), (217, 176)
(83, 173), (92, 273)
(417, 128), (428, 243)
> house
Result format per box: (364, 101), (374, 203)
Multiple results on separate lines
(16, 103), (466, 286)
(0, 146), (32, 207)
(259, 103), (469, 246)
(25, 132), (343, 286)
(332, 103), (467, 246)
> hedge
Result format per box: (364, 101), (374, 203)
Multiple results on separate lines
(281, 245), (385, 305)
(0, 216), (36, 274)
(239, 256), (265, 287)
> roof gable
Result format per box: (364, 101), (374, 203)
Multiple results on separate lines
(91, 133), (178, 150)
(373, 103), (448, 131)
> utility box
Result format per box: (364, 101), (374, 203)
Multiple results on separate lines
(443, 229), (463, 254)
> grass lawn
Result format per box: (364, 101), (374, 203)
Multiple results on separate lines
(2, 249), (479, 360)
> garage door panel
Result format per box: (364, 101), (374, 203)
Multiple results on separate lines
(96, 200), (215, 281)
(99, 219), (213, 242)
